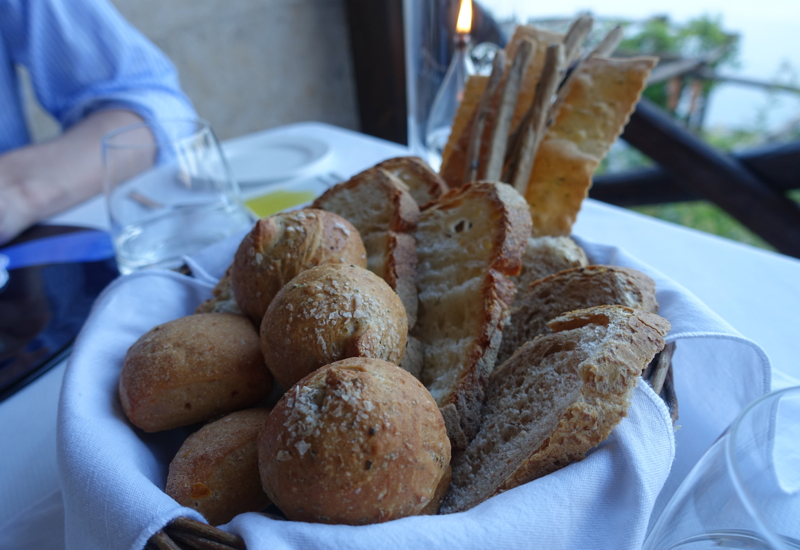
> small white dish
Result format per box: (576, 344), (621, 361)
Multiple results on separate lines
(222, 134), (332, 185)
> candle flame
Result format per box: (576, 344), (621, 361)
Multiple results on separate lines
(456, 0), (472, 34)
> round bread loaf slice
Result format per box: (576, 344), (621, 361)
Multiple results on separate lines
(119, 313), (272, 432)
(441, 305), (670, 514)
(260, 264), (407, 390)
(230, 208), (367, 324)
(259, 358), (451, 524)
(166, 408), (272, 525)
(498, 264), (658, 364)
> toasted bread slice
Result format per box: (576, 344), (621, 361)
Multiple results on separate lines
(439, 26), (564, 188)
(313, 168), (420, 327)
(375, 157), (449, 210)
(441, 305), (670, 514)
(499, 265), (658, 365)
(413, 181), (532, 449)
(509, 235), (588, 307)
(525, 56), (657, 236)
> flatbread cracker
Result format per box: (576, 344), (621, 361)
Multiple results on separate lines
(439, 26), (563, 188)
(526, 56), (657, 236)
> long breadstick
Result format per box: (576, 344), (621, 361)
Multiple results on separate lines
(464, 50), (506, 184)
(484, 39), (534, 181)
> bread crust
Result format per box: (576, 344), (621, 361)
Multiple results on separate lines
(374, 157), (448, 210)
(260, 264), (408, 390)
(498, 265), (658, 365)
(258, 358), (451, 524)
(119, 313), (272, 432)
(230, 209), (367, 324)
(441, 305), (670, 513)
(166, 408), (272, 525)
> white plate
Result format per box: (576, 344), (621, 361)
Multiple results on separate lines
(222, 135), (332, 185)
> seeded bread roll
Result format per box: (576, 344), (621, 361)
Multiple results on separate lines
(442, 305), (670, 513)
(498, 265), (658, 365)
(166, 408), (272, 525)
(260, 264), (408, 390)
(195, 267), (242, 315)
(259, 358), (451, 524)
(119, 313), (272, 432)
(231, 209), (367, 324)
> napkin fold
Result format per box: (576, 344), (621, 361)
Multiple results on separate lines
(57, 234), (771, 550)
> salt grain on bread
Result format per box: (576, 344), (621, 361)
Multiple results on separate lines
(499, 265), (658, 364)
(413, 181), (531, 449)
(119, 313), (272, 432)
(258, 357), (451, 524)
(260, 264), (408, 390)
(166, 408), (272, 525)
(441, 305), (670, 513)
(230, 208), (367, 324)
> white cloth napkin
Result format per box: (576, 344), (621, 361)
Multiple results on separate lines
(57, 233), (771, 550)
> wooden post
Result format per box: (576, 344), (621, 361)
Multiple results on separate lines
(618, 98), (800, 258)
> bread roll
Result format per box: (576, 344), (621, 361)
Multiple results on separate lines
(166, 408), (272, 525)
(231, 209), (367, 323)
(119, 313), (272, 432)
(260, 264), (407, 390)
(258, 358), (451, 524)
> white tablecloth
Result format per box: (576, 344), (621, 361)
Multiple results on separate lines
(1, 122), (799, 549)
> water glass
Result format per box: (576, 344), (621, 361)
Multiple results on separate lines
(644, 386), (800, 550)
(103, 119), (253, 274)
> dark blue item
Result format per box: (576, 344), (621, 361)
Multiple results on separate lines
(0, 226), (119, 402)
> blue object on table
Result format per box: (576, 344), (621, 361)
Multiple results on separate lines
(1, 230), (115, 270)
(0, 226), (119, 402)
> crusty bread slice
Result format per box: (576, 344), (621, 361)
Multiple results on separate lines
(498, 265), (658, 365)
(375, 156), (449, 210)
(439, 26), (564, 188)
(509, 235), (588, 307)
(441, 305), (670, 514)
(313, 168), (420, 327)
(413, 181), (532, 449)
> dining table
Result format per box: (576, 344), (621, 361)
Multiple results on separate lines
(1, 121), (798, 550)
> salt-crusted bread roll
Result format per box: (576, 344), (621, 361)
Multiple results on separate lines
(166, 408), (272, 525)
(119, 313), (272, 432)
(230, 209), (367, 324)
(258, 358), (451, 524)
(260, 264), (407, 390)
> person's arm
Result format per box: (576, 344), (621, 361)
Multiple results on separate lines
(0, 109), (146, 244)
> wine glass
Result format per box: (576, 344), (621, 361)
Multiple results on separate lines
(103, 119), (253, 275)
(643, 386), (800, 550)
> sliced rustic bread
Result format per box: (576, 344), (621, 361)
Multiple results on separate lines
(498, 265), (658, 365)
(313, 168), (421, 327)
(413, 181), (532, 449)
(375, 156), (449, 210)
(509, 235), (588, 306)
(441, 305), (670, 514)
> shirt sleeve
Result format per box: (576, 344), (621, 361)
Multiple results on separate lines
(0, 0), (196, 132)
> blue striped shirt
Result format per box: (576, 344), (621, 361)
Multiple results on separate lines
(0, 0), (196, 153)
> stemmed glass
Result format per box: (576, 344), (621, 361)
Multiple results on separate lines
(103, 119), (253, 274)
(643, 386), (800, 550)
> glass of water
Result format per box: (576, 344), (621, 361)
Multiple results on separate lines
(103, 119), (253, 274)
(644, 386), (800, 550)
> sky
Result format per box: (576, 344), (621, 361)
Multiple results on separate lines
(482, 0), (800, 132)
